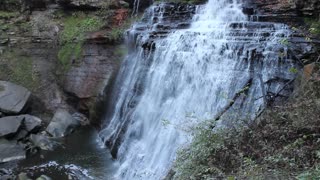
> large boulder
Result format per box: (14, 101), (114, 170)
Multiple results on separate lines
(0, 116), (24, 138)
(46, 109), (80, 138)
(0, 115), (42, 139)
(0, 139), (26, 163)
(20, 115), (42, 132)
(0, 81), (31, 114)
(13, 115), (42, 140)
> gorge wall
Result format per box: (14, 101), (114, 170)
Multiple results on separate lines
(0, 0), (134, 123)
(0, 0), (320, 179)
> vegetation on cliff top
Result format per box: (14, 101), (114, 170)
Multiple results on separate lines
(304, 18), (320, 36)
(173, 68), (320, 179)
(58, 12), (103, 70)
(0, 50), (40, 91)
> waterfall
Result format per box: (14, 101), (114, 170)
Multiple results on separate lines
(99, 0), (299, 179)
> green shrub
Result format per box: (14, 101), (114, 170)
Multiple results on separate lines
(173, 74), (320, 179)
(289, 67), (298, 74)
(0, 11), (18, 19)
(296, 165), (320, 180)
(304, 18), (320, 35)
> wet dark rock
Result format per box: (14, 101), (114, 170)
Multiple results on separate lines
(46, 109), (80, 138)
(0, 169), (15, 180)
(36, 175), (52, 180)
(14, 130), (30, 141)
(0, 0), (49, 12)
(57, 0), (122, 10)
(72, 112), (90, 126)
(124, 0), (153, 12)
(62, 42), (120, 122)
(0, 116), (24, 138)
(0, 139), (26, 163)
(0, 168), (10, 175)
(0, 168), (15, 180)
(295, 0), (320, 17)
(130, 3), (196, 51)
(0, 81), (31, 114)
(29, 133), (58, 151)
(246, 0), (320, 24)
(18, 172), (32, 180)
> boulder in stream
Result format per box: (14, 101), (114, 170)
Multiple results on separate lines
(29, 133), (58, 151)
(46, 109), (80, 138)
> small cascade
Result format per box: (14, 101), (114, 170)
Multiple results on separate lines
(132, 0), (140, 15)
(99, 0), (307, 179)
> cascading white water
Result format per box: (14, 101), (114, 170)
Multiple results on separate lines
(99, 0), (298, 179)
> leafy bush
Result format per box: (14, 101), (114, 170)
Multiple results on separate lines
(173, 71), (320, 179)
(304, 18), (320, 35)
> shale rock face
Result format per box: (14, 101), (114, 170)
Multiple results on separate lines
(131, 2), (196, 51)
(248, 0), (320, 19)
(294, 0), (320, 17)
(124, 0), (153, 11)
(0, 0), (49, 11)
(63, 43), (118, 99)
(56, 0), (125, 9)
(0, 81), (31, 114)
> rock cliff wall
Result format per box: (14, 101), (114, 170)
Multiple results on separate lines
(0, 0), (130, 123)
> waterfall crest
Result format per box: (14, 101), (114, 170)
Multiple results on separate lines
(99, 0), (299, 179)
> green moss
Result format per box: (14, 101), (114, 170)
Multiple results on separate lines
(58, 13), (103, 70)
(0, 50), (39, 91)
(304, 18), (320, 35)
(289, 67), (298, 74)
(0, 11), (18, 19)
